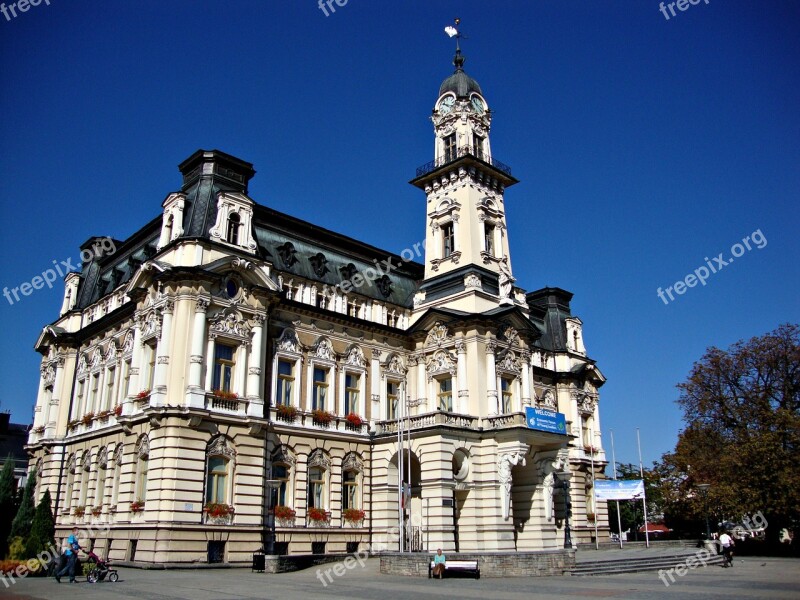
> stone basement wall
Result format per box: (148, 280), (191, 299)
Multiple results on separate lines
(262, 553), (352, 574)
(380, 550), (576, 578)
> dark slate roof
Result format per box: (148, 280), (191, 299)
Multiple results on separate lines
(439, 50), (483, 98)
(526, 287), (574, 352)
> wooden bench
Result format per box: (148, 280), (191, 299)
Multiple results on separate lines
(428, 559), (480, 579)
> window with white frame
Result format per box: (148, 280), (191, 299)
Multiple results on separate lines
(135, 442), (149, 503)
(484, 222), (496, 256)
(206, 456), (230, 504)
(64, 457), (76, 510)
(79, 457), (90, 507)
(344, 373), (360, 415)
(308, 467), (326, 509)
(387, 380), (400, 420)
(312, 367), (329, 411)
(89, 372), (100, 414)
(276, 359), (294, 406)
(212, 343), (236, 393)
(272, 463), (290, 508)
(105, 367), (115, 412)
(501, 377), (513, 413)
(437, 377), (453, 412)
(120, 359), (131, 405)
(75, 380), (85, 419)
(343, 470), (359, 510)
(143, 342), (156, 391)
(442, 222), (455, 258)
(110, 447), (122, 507)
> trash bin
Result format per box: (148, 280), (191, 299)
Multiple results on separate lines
(252, 551), (265, 572)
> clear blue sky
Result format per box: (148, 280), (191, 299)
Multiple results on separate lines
(1, 1), (798, 468)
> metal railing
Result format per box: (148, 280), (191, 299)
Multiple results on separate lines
(415, 144), (512, 178)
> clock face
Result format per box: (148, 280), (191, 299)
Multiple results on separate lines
(471, 96), (485, 114)
(439, 96), (455, 114)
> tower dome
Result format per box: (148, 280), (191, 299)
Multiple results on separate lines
(438, 50), (483, 98)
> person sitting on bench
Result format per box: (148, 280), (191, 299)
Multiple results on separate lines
(432, 548), (446, 579)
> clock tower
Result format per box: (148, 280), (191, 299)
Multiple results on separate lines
(410, 48), (520, 314)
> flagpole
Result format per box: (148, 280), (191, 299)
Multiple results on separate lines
(406, 386), (411, 552)
(636, 428), (650, 548)
(590, 425), (598, 549)
(397, 388), (403, 553)
(610, 429), (623, 549)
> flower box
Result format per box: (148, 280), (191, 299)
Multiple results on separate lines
(307, 507), (330, 523)
(204, 503), (235, 519)
(81, 413), (95, 425)
(311, 409), (333, 425)
(273, 505), (296, 520)
(212, 389), (238, 400)
(583, 445), (598, 454)
(345, 413), (363, 426)
(276, 404), (297, 421)
(114, 404), (123, 416)
(67, 419), (81, 431)
(342, 508), (365, 524)
(91, 506), (103, 517)
(73, 505), (86, 517)
(136, 389), (151, 400)
(586, 512), (596, 522)
(96, 410), (111, 421)
(130, 500), (145, 513)
(32, 426), (45, 434)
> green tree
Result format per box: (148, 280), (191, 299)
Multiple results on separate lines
(9, 467), (36, 542)
(25, 489), (55, 558)
(658, 323), (800, 543)
(0, 457), (17, 557)
(606, 462), (663, 540)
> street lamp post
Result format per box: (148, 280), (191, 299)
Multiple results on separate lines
(265, 479), (282, 555)
(555, 471), (573, 549)
(696, 483), (711, 540)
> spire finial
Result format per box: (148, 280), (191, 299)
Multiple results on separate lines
(444, 18), (466, 72)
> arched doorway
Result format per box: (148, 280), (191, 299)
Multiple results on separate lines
(388, 450), (422, 550)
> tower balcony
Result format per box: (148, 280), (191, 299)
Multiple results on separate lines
(414, 144), (513, 179)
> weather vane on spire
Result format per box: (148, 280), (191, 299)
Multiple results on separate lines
(444, 17), (463, 52)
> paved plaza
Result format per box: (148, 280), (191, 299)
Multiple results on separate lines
(2, 555), (799, 600)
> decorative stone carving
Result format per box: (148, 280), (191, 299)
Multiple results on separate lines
(308, 449), (331, 470)
(385, 354), (406, 376)
(272, 445), (296, 466)
(498, 450), (527, 520)
(496, 350), (521, 376)
(500, 326), (520, 348)
(113, 444), (123, 466)
(342, 452), (363, 473)
(309, 253), (329, 277)
(209, 307), (252, 340)
(340, 263), (357, 282)
(207, 436), (237, 461)
(313, 337), (335, 361)
(540, 389), (556, 409)
(425, 322), (450, 348)
(97, 447), (108, 469)
(276, 242), (298, 267)
(498, 257), (515, 303)
(485, 339), (497, 354)
(276, 328), (300, 354)
(135, 435), (150, 458)
(426, 350), (457, 377)
(464, 273), (482, 289)
(140, 310), (162, 341)
(82, 451), (92, 472)
(538, 449), (570, 522)
(376, 275), (392, 298)
(344, 346), (366, 368)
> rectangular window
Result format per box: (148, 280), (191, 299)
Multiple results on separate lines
(75, 380), (85, 419)
(473, 134), (484, 159)
(145, 343), (157, 390)
(345, 373), (360, 415)
(136, 457), (148, 501)
(387, 381), (399, 420)
(308, 467), (325, 509)
(501, 377), (513, 413)
(213, 344), (235, 393)
(272, 464), (289, 507)
(442, 223), (454, 258)
(438, 378), (453, 412)
(443, 133), (457, 162)
(312, 367), (328, 411)
(205, 456), (229, 504)
(343, 471), (358, 510)
(90, 373), (100, 413)
(120, 360), (131, 405)
(484, 223), (495, 256)
(276, 360), (294, 406)
(105, 367), (115, 412)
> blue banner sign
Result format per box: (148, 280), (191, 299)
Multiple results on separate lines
(524, 406), (567, 434)
(594, 479), (645, 501)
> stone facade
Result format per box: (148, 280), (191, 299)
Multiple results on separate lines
(25, 49), (609, 565)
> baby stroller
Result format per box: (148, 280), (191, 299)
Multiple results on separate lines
(85, 549), (119, 583)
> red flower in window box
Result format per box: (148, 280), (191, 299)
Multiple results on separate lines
(345, 413), (363, 426)
(204, 503), (235, 518)
(307, 507), (329, 523)
(311, 409), (333, 424)
(273, 505), (296, 520)
(276, 404), (297, 419)
(114, 404), (123, 416)
(212, 389), (238, 400)
(91, 506), (103, 517)
(130, 500), (145, 513)
(68, 419), (81, 430)
(73, 505), (86, 517)
(342, 508), (365, 523)
(136, 389), (151, 400)
(81, 412), (95, 425)
(96, 410), (111, 421)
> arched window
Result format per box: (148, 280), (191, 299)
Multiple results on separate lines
(134, 435), (149, 504)
(226, 212), (240, 245)
(307, 450), (330, 510)
(64, 454), (76, 511)
(437, 377), (453, 412)
(341, 453), (363, 511)
(110, 445), (123, 508)
(79, 451), (91, 507)
(206, 456), (230, 504)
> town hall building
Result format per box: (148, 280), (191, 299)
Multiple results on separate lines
(26, 47), (609, 565)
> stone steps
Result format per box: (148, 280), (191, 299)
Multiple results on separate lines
(570, 552), (725, 576)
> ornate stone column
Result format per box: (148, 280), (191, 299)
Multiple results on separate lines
(416, 353), (428, 412)
(124, 315), (144, 414)
(204, 336), (216, 392)
(150, 299), (174, 407)
(187, 298), (209, 408)
(497, 450), (527, 521)
(370, 348), (381, 422)
(486, 339), (498, 416)
(47, 357), (65, 437)
(520, 350), (532, 409)
(456, 340), (468, 414)
(246, 314), (265, 402)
